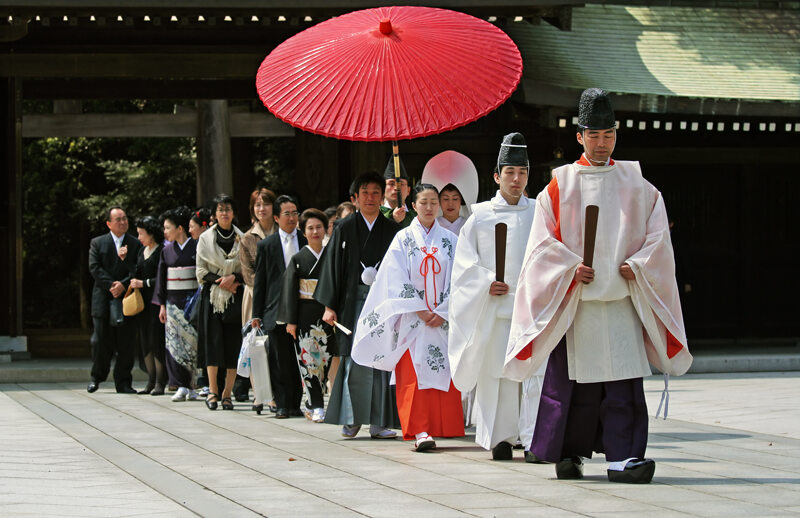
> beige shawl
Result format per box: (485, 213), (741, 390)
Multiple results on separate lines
(196, 224), (245, 315)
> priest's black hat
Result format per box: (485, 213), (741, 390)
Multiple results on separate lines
(497, 132), (529, 171)
(384, 155), (410, 181)
(577, 88), (615, 130)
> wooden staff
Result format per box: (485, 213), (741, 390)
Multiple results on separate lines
(495, 222), (507, 282)
(392, 141), (402, 210)
(583, 205), (599, 268)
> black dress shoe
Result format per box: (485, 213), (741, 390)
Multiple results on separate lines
(607, 458), (655, 484)
(491, 441), (513, 460)
(289, 408), (304, 417)
(524, 451), (548, 464)
(555, 456), (584, 479)
(275, 408), (289, 419)
(87, 381), (99, 393)
(252, 403), (264, 415)
(117, 386), (137, 394)
(138, 384), (154, 395)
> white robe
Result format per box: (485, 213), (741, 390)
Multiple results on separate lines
(437, 215), (466, 235)
(352, 218), (457, 392)
(504, 160), (692, 382)
(448, 191), (545, 450)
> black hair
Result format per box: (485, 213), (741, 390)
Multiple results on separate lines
(191, 207), (212, 227)
(324, 206), (337, 219)
(348, 178), (359, 198)
(135, 215), (164, 243)
(411, 183), (439, 204)
(352, 171), (385, 195)
(439, 183), (464, 205)
(212, 193), (236, 212)
(164, 206), (192, 234)
(273, 194), (299, 216)
(299, 208), (329, 234)
(106, 205), (125, 221)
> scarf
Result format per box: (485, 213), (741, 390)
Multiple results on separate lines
(196, 224), (244, 314)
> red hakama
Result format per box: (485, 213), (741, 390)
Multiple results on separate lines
(395, 350), (465, 440)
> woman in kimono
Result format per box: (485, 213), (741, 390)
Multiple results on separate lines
(277, 208), (332, 423)
(130, 216), (165, 394)
(154, 207), (199, 402)
(352, 184), (464, 451)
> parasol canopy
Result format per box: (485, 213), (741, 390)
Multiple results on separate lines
(256, 6), (523, 142)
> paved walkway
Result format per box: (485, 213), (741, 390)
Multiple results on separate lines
(1, 372), (799, 517)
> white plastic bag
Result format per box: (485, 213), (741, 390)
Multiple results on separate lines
(249, 332), (272, 405)
(237, 328), (255, 377)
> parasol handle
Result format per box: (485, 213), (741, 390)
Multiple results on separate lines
(583, 205), (599, 268)
(392, 141), (402, 211)
(495, 223), (507, 283)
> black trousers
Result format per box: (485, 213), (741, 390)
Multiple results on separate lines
(90, 317), (135, 391)
(268, 326), (303, 410)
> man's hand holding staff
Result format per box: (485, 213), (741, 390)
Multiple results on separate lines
(576, 205), (599, 284)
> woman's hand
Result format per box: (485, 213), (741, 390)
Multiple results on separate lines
(159, 305), (167, 324)
(426, 314), (445, 328)
(416, 310), (434, 323)
(322, 307), (337, 326)
(286, 323), (297, 340)
(130, 278), (143, 289)
(216, 274), (239, 293)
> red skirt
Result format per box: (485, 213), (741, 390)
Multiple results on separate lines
(395, 350), (465, 440)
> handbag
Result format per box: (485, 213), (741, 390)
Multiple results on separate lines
(122, 285), (145, 316)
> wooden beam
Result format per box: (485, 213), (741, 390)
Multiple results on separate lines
(21, 112), (295, 137)
(0, 53), (264, 79)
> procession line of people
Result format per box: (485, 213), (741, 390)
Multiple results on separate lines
(86, 88), (690, 483)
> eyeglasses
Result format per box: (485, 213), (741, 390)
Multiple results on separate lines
(280, 211), (300, 218)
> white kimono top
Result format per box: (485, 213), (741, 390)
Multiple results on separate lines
(352, 218), (458, 392)
(447, 191), (535, 392)
(504, 158), (692, 382)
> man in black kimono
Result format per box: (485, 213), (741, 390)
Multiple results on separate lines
(87, 206), (142, 394)
(252, 195), (307, 418)
(315, 171), (401, 438)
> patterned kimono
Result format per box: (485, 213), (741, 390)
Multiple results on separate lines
(153, 238), (199, 388)
(353, 218), (464, 440)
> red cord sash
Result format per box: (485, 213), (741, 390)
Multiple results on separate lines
(419, 246), (440, 311)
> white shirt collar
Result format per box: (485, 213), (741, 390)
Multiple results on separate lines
(360, 212), (378, 231)
(110, 231), (125, 250)
(278, 227), (297, 241)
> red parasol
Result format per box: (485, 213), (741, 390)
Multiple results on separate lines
(255, 6), (523, 142)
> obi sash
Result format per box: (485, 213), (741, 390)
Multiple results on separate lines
(167, 266), (199, 291)
(299, 279), (318, 300)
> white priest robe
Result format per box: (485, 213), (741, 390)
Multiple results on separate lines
(448, 191), (545, 450)
(504, 159), (692, 383)
(352, 218), (456, 392)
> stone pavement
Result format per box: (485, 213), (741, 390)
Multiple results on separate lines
(1, 372), (798, 517)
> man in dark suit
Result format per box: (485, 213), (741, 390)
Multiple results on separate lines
(88, 206), (142, 394)
(252, 195), (307, 418)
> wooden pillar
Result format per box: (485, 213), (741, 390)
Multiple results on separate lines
(196, 100), (233, 207)
(0, 77), (26, 353)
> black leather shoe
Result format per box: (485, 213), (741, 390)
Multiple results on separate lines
(87, 381), (99, 393)
(491, 441), (513, 460)
(555, 456), (584, 479)
(252, 404), (264, 415)
(524, 451), (548, 464)
(275, 408), (289, 419)
(289, 408), (304, 417)
(117, 386), (137, 394)
(607, 458), (655, 484)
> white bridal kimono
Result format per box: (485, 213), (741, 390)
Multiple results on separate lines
(448, 191), (545, 450)
(504, 159), (692, 383)
(352, 218), (457, 392)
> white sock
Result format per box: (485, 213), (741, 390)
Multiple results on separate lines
(608, 457), (637, 472)
(415, 432), (431, 441)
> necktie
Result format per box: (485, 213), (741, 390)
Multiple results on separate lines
(284, 233), (297, 267)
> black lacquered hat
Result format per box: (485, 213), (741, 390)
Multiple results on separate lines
(578, 88), (615, 130)
(497, 132), (529, 171)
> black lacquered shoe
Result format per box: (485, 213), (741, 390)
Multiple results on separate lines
(221, 397), (234, 410)
(491, 441), (513, 460)
(205, 393), (219, 411)
(555, 456), (584, 479)
(607, 458), (655, 484)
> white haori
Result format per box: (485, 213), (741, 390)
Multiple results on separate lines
(166, 266), (199, 291)
(504, 161), (692, 383)
(352, 218), (458, 392)
(447, 191), (536, 392)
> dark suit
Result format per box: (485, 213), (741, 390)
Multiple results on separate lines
(252, 231), (307, 410)
(88, 232), (142, 391)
